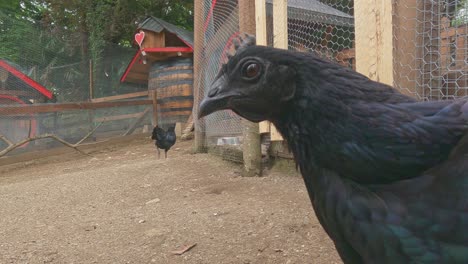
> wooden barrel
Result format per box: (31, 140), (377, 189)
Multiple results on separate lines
(149, 57), (193, 127)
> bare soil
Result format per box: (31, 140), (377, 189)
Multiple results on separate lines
(0, 137), (341, 264)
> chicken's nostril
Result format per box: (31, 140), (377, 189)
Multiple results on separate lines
(208, 88), (219, 98)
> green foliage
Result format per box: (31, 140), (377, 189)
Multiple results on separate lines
(0, 0), (193, 101)
(451, 0), (468, 26)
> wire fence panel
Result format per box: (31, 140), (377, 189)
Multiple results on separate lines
(194, 0), (355, 162)
(281, 0), (354, 68)
(393, 0), (468, 100)
(194, 0), (244, 162)
(0, 9), (152, 157)
(0, 103), (152, 157)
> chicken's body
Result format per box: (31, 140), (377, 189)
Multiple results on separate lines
(152, 125), (176, 159)
(198, 36), (468, 263)
(277, 95), (468, 263)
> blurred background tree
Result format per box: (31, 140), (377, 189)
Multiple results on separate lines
(0, 0), (193, 101)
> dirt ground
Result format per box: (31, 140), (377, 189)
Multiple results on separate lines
(0, 137), (341, 264)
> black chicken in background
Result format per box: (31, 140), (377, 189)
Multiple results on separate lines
(151, 125), (176, 159)
(198, 34), (468, 263)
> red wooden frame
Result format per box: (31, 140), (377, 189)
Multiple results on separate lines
(0, 60), (53, 99)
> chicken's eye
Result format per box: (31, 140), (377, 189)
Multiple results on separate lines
(242, 62), (260, 79)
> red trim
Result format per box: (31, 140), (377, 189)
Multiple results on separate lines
(0, 95), (37, 148)
(204, 0), (218, 31)
(120, 47), (194, 83)
(0, 94), (26, 104)
(0, 60), (53, 99)
(120, 50), (142, 83)
(143, 47), (193, 53)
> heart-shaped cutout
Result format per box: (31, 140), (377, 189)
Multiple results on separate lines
(135, 31), (145, 47)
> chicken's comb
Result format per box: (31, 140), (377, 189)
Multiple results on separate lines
(226, 33), (256, 60)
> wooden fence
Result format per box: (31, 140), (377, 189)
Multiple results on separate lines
(0, 91), (157, 157)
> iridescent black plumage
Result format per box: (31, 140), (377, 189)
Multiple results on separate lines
(152, 125), (176, 159)
(198, 40), (468, 263)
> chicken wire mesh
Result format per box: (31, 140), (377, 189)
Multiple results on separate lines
(195, 0), (468, 164)
(0, 104), (152, 156)
(393, 0), (468, 100)
(0, 9), (150, 157)
(195, 0), (244, 162)
(195, 0), (355, 162)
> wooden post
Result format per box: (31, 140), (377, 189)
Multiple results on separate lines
(270, 0), (287, 141)
(256, 0), (270, 135)
(354, 1), (393, 86)
(89, 59), (94, 99)
(149, 90), (158, 127)
(88, 59), (95, 141)
(193, 0), (207, 152)
(239, 0), (262, 176)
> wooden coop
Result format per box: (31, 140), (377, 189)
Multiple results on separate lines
(120, 16), (194, 129)
(0, 60), (54, 146)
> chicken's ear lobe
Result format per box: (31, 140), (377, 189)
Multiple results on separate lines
(277, 65), (296, 102)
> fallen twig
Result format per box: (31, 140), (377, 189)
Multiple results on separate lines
(0, 122), (103, 158)
(171, 243), (197, 255)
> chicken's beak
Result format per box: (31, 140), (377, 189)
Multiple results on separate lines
(198, 74), (235, 119)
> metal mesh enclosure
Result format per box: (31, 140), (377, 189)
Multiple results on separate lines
(278, 0), (354, 66)
(393, 0), (468, 100)
(0, 9), (151, 157)
(0, 103), (152, 156)
(0, 11), (146, 102)
(195, 0), (243, 162)
(194, 0), (355, 162)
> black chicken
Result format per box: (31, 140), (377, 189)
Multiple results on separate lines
(198, 35), (468, 263)
(151, 125), (176, 159)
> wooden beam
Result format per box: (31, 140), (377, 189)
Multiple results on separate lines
(193, 0), (207, 152)
(256, 0), (271, 134)
(89, 59), (94, 99)
(255, 0), (268, 46)
(355, 1), (393, 86)
(94, 112), (143, 122)
(273, 0), (288, 49)
(149, 90), (158, 126)
(0, 100), (153, 115)
(270, 0), (287, 141)
(143, 47), (193, 53)
(91, 91), (149, 103)
(88, 59), (95, 142)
